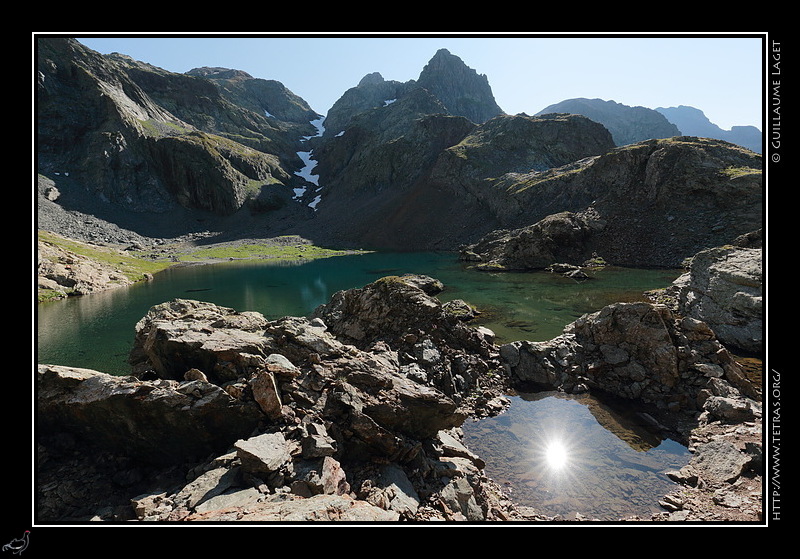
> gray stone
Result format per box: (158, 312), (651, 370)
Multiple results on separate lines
(249, 370), (282, 419)
(690, 439), (751, 483)
(440, 476), (484, 521)
(376, 464), (420, 518)
(235, 432), (291, 476)
(194, 487), (264, 514)
(174, 467), (241, 509)
(676, 245), (763, 353)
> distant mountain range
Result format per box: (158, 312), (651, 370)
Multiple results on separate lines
(36, 38), (762, 269)
(655, 105), (762, 153)
(538, 98), (761, 153)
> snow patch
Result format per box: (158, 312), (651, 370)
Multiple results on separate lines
(293, 116), (327, 210)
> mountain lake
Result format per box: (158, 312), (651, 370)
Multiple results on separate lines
(36, 250), (691, 520)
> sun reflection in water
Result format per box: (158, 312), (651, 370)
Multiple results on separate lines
(530, 428), (586, 488)
(544, 439), (569, 470)
(463, 393), (694, 520)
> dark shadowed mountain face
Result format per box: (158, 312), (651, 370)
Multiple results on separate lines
(460, 137), (763, 269)
(36, 38), (763, 268)
(302, 111), (616, 251)
(36, 38), (317, 234)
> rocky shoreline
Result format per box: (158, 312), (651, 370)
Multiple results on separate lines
(36, 235), (764, 523)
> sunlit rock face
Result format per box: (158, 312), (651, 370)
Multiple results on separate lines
(500, 301), (758, 411)
(674, 243), (763, 354)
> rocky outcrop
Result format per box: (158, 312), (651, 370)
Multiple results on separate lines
(672, 236), (763, 354)
(500, 301), (760, 408)
(37, 275), (516, 522)
(537, 97), (682, 147)
(37, 234), (144, 299)
(322, 72), (419, 138)
(459, 209), (606, 271)
(498, 298), (763, 521)
(460, 137), (763, 269)
(37, 364), (266, 465)
(37, 270), (762, 522)
(415, 48), (504, 125)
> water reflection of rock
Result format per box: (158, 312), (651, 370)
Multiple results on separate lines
(553, 391), (668, 452)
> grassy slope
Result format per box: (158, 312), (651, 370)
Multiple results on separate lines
(36, 231), (368, 302)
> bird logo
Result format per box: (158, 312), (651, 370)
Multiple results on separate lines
(2, 531), (29, 555)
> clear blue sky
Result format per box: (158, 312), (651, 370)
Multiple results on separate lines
(68, 33), (764, 131)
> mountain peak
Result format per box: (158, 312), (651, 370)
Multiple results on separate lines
(416, 49), (503, 124)
(358, 72), (386, 87)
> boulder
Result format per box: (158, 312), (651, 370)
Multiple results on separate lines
(312, 275), (448, 345)
(312, 274), (500, 402)
(36, 364), (265, 464)
(128, 298), (275, 383)
(689, 439), (755, 484)
(461, 209), (606, 271)
(674, 244), (763, 353)
(235, 432), (292, 477)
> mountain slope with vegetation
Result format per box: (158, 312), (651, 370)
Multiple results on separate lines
(36, 37), (763, 279)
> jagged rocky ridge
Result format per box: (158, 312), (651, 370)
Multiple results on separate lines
(37, 269), (762, 522)
(656, 105), (762, 154)
(537, 98), (763, 154)
(37, 38), (762, 265)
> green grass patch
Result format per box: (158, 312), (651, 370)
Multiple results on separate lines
(176, 241), (368, 262)
(720, 166), (761, 179)
(38, 230), (172, 281)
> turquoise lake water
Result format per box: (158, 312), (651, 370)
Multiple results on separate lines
(36, 251), (680, 375)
